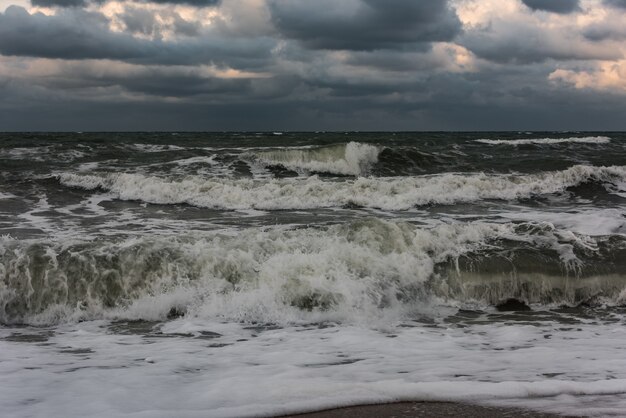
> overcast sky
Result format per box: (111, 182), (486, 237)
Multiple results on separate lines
(1, 0), (626, 131)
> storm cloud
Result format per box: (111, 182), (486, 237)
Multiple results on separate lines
(268, 0), (461, 51)
(521, 0), (580, 14)
(0, 6), (274, 68)
(30, 0), (221, 7)
(0, 6), (156, 60)
(0, 0), (625, 130)
(30, 0), (87, 7)
(604, 0), (626, 8)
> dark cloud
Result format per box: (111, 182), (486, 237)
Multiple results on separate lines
(118, 8), (201, 38)
(583, 27), (611, 42)
(3, 64), (626, 131)
(343, 50), (447, 72)
(31, 0), (87, 7)
(0, 6), (274, 69)
(1, 0), (625, 131)
(462, 22), (619, 64)
(0, 84), (303, 131)
(583, 23), (626, 42)
(98, 74), (252, 98)
(0, 6), (152, 60)
(147, 0), (220, 5)
(30, 0), (220, 7)
(47, 69), (253, 98)
(268, 0), (461, 51)
(521, 0), (580, 14)
(604, 0), (626, 8)
(1, 55), (301, 101)
(120, 7), (160, 37)
(171, 14), (202, 37)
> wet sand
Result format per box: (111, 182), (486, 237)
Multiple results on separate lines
(279, 402), (570, 418)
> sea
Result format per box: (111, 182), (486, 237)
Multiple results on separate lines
(1, 132), (625, 417)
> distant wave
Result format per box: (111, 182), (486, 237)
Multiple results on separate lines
(168, 155), (218, 166)
(475, 136), (611, 145)
(56, 164), (626, 211)
(130, 143), (186, 153)
(247, 142), (381, 176)
(0, 146), (86, 162)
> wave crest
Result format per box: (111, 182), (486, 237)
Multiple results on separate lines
(56, 164), (626, 211)
(476, 136), (611, 145)
(248, 142), (381, 176)
(1, 220), (624, 325)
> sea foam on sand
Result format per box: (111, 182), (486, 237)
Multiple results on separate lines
(2, 318), (626, 417)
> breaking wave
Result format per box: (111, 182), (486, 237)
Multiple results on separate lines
(247, 142), (381, 176)
(1, 219), (625, 325)
(0, 145), (87, 162)
(56, 164), (626, 211)
(475, 136), (611, 145)
(129, 143), (186, 153)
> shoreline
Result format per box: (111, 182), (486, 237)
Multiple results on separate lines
(277, 402), (570, 418)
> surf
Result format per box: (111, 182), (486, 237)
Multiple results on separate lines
(55, 164), (626, 211)
(2, 219), (625, 326)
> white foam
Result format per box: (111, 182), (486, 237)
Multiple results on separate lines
(608, 178), (626, 198)
(235, 209), (268, 217)
(476, 136), (611, 145)
(77, 162), (100, 172)
(57, 149), (87, 161)
(56, 164), (626, 211)
(497, 207), (625, 236)
(0, 192), (15, 200)
(2, 319), (626, 417)
(2, 220), (622, 326)
(0, 220), (507, 325)
(3, 216), (626, 417)
(0, 146), (86, 162)
(17, 195), (59, 235)
(55, 194), (114, 219)
(130, 144), (186, 153)
(0, 146), (51, 161)
(250, 142), (381, 176)
(169, 155), (218, 166)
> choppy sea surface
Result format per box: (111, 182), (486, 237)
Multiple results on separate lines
(1, 132), (625, 417)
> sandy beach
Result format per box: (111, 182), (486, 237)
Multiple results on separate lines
(279, 402), (569, 418)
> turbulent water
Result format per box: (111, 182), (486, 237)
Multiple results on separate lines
(1, 132), (626, 417)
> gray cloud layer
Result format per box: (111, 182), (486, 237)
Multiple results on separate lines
(604, 0), (626, 8)
(0, 6), (274, 68)
(30, 0), (87, 7)
(1, 0), (626, 130)
(521, 0), (580, 14)
(30, 0), (221, 7)
(268, 0), (461, 51)
(0, 6), (149, 60)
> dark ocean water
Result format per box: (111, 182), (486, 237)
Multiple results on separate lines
(1, 132), (626, 417)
